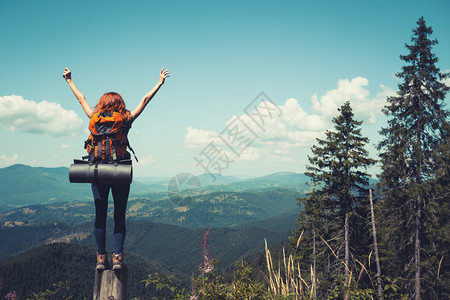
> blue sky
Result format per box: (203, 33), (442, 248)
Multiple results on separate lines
(0, 0), (449, 178)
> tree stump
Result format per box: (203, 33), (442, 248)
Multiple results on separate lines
(93, 267), (128, 300)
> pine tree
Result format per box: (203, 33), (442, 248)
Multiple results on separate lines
(377, 17), (449, 299)
(295, 101), (376, 298)
(294, 190), (330, 298)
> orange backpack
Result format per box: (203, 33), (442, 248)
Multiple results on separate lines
(84, 112), (138, 163)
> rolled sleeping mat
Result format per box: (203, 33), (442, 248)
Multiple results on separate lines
(69, 159), (133, 184)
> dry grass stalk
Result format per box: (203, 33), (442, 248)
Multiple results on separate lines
(437, 255), (444, 280)
(265, 230), (380, 299)
(319, 236), (351, 275)
(264, 236), (313, 299)
(295, 229), (304, 253)
(353, 256), (374, 288)
(309, 265), (315, 299)
(346, 270), (353, 299)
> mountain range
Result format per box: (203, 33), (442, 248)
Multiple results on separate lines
(0, 164), (310, 213)
(0, 164), (308, 298)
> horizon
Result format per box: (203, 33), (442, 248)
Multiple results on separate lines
(2, 164), (382, 189)
(0, 162), (307, 181)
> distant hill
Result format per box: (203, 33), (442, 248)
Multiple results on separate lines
(0, 164), (311, 212)
(196, 173), (245, 187)
(232, 208), (298, 233)
(223, 172), (310, 191)
(0, 164), (90, 212)
(0, 242), (182, 299)
(0, 188), (300, 228)
(0, 164), (151, 212)
(167, 171), (311, 193)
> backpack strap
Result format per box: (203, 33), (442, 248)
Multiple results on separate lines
(126, 136), (139, 162)
(110, 134), (119, 166)
(83, 136), (99, 164)
(122, 118), (139, 162)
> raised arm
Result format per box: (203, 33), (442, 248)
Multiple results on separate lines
(63, 68), (94, 118)
(131, 67), (170, 121)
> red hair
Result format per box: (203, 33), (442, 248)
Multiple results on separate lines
(95, 92), (131, 120)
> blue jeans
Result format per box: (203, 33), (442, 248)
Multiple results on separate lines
(92, 183), (130, 255)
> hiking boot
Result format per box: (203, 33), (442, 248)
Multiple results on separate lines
(112, 253), (125, 270)
(96, 252), (108, 270)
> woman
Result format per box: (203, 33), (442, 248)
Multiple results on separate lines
(63, 67), (169, 270)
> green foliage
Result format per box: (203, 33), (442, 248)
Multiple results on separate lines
(26, 280), (72, 300)
(229, 261), (268, 299)
(293, 101), (376, 297)
(327, 276), (375, 300)
(381, 276), (408, 300)
(191, 261), (269, 300)
(139, 262), (269, 299)
(141, 273), (188, 299)
(377, 17), (449, 298)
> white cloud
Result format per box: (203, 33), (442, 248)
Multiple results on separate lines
(137, 154), (156, 166)
(265, 153), (295, 164)
(311, 77), (395, 124)
(0, 153), (18, 165)
(444, 78), (450, 87)
(238, 147), (261, 161)
(282, 98), (326, 130)
(60, 144), (69, 149)
(225, 98), (328, 150)
(183, 77), (394, 169)
(184, 97), (327, 170)
(184, 126), (218, 149)
(443, 70), (450, 87)
(0, 95), (83, 137)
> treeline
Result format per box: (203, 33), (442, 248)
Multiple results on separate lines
(0, 243), (179, 299)
(292, 17), (449, 299)
(0, 222), (72, 258)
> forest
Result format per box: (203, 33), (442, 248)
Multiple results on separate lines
(0, 17), (448, 300)
(290, 17), (449, 300)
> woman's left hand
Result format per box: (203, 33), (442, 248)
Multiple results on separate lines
(158, 67), (170, 85)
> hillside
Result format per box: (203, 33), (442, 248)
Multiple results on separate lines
(76, 220), (290, 275)
(0, 164), (90, 212)
(232, 207), (298, 232)
(0, 222), (73, 258)
(1, 188), (300, 228)
(0, 164), (310, 214)
(0, 164), (151, 212)
(0, 218), (291, 277)
(0, 243), (182, 299)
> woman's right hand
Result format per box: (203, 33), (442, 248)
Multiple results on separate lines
(63, 68), (72, 80)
